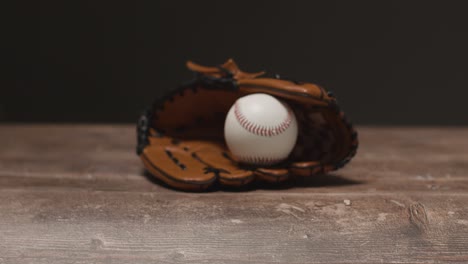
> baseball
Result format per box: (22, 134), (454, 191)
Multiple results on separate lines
(224, 93), (298, 166)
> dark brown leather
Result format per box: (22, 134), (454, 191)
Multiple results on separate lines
(137, 59), (358, 191)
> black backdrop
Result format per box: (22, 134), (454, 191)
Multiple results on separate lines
(11, 1), (468, 125)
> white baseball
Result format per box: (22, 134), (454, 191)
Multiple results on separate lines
(224, 93), (298, 166)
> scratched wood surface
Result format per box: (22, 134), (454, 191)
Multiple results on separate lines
(0, 125), (468, 264)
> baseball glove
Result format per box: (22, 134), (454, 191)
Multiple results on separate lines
(137, 59), (358, 191)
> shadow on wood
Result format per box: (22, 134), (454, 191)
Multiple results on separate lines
(142, 169), (362, 192)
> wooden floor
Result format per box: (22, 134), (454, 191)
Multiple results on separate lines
(0, 125), (467, 264)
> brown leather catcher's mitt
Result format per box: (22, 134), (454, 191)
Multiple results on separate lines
(137, 59), (358, 191)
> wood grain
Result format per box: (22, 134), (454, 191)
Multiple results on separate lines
(0, 125), (468, 263)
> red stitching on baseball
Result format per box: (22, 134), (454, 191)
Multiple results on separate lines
(234, 102), (292, 137)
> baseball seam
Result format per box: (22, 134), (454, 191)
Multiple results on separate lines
(234, 102), (292, 137)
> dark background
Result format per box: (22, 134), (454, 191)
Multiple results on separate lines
(11, 1), (468, 125)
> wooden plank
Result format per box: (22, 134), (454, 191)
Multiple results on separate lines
(0, 125), (467, 263)
(1, 190), (468, 263)
(0, 125), (467, 193)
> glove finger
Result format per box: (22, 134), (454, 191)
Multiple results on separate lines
(254, 167), (289, 183)
(289, 161), (334, 177)
(141, 137), (216, 191)
(238, 78), (330, 105)
(190, 142), (255, 187)
(187, 59), (265, 79)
